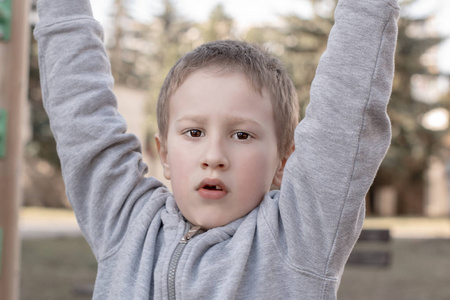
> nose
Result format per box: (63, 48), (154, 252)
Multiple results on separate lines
(201, 138), (229, 170)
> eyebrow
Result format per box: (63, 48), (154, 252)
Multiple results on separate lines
(175, 115), (208, 125)
(175, 115), (264, 128)
(226, 116), (264, 128)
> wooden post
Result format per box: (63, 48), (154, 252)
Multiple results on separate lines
(0, 0), (29, 298)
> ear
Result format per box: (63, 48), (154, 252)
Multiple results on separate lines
(272, 144), (295, 187)
(155, 133), (171, 180)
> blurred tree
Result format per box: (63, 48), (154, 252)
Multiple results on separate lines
(374, 7), (449, 215)
(28, 1), (59, 168)
(24, 1), (70, 207)
(26, 0), (450, 213)
(247, 0), (450, 215)
(108, 0), (153, 89)
(144, 0), (196, 142)
(201, 4), (235, 42)
(245, 1), (334, 118)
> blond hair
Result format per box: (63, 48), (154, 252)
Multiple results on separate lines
(157, 40), (299, 158)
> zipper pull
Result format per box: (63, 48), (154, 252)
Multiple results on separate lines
(180, 225), (203, 244)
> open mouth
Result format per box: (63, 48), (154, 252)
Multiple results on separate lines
(203, 185), (223, 191)
(197, 179), (227, 199)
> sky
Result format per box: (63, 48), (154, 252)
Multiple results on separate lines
(90, 0), (450, 73)
(406, 0), (450, 73)
(91, 0), (314, 27)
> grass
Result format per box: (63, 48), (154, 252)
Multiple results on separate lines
(21, 237), (97, 300)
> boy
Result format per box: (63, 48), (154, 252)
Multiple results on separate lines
(34, 0), (399, 299)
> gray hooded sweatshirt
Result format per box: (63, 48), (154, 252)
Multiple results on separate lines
(34, 0), (399, 299)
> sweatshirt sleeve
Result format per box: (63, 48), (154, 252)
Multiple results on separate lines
(262, 0), (400, 279)
(33, 0), (166, 260)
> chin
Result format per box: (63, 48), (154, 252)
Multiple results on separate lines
(194, 217), (231, 230)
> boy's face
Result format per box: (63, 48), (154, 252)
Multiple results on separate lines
(156, 70), (285, 229)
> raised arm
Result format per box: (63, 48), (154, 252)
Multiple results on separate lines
(34, 0), (165, 260)
(262, 0), (400, 279)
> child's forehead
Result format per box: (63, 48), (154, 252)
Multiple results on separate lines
(168, 70), (274, 127)
(173, 69), (269, 103)
(178, 67), (265, 97)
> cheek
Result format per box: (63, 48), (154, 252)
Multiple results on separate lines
(234, 148), (278, 190)
(167, 148), (193, 181)
(167, 150), (192, 208)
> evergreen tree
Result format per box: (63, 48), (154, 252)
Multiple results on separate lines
(374, 10), (448, 214)
(201, 4), (235, 42)
(28, 0), (60, 168)
(26, 0), (449, 213)
(245, 2), (333, 118)
(144, 0), (196, 141)
(247, 0), (449, 215)
(108, 0), (153, 89)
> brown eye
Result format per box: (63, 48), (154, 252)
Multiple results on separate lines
(236, 132), (249, 140)
(189, 129), (203, 138)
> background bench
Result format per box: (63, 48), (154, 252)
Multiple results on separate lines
(347, 229), (391, 267)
